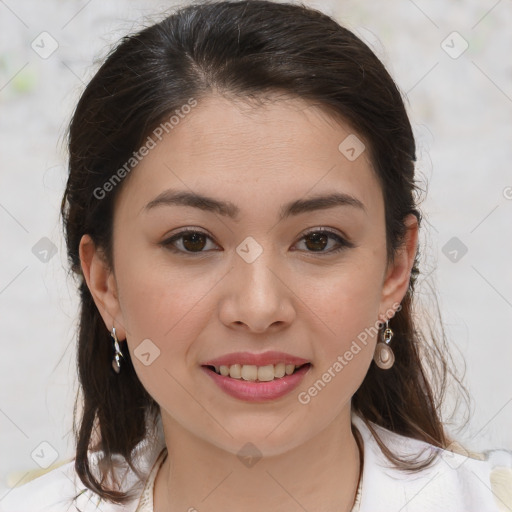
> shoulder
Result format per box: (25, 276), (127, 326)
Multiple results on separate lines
(0, 442), (165, 512)
(0, 458), (104, 512)
(352, 413), (512, 512)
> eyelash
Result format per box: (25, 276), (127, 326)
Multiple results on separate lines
(160, 227), (354, 256)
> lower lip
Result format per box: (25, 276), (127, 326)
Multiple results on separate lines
(201, 364), (312, 402)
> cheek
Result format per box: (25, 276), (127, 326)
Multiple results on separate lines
(295, 275), (381, 416)
(312, 253), (385, 341)
(302, 251), (385, 385)
(116, 260), (217, 356)
(114, 262), (212, 406)
(113, 228), (214, 334)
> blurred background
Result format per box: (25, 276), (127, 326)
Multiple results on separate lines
(1, 0), (511, 497)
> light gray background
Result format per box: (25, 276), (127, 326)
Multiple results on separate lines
(1, 0), (511, 497)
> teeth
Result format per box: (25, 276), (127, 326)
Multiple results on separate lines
(213, 363), (304, 381)
(229, 364), (241, 379)
(274, 363), (286, 378)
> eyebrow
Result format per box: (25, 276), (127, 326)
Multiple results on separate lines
(143, 189), (366, 220)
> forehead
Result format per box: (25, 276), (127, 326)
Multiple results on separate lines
(157, 94), (367, 168)
(117, 94), (382, 219)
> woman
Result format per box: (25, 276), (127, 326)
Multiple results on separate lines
(2, 1), (511, 511)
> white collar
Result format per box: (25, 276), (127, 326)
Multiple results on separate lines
(351, 412), (504, 511)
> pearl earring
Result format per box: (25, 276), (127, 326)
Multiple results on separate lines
(373, 320), (395, 370)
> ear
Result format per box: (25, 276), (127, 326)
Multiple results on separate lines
(79, 234), (127, 340)
(379, 214), (419, 320)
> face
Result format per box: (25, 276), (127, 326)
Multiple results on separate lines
(80, 94), (417, 456)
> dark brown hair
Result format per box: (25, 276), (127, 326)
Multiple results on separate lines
(61, 0), (468, 505)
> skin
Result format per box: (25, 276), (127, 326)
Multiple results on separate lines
(79, 94), (418, 512)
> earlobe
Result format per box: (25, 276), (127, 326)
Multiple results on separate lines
(79, 234), (126, 339)
(380, 214), (419, 316)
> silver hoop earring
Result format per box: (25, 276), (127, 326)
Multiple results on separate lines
(373, 320), (395, 370)
(111, 327), (125, 374)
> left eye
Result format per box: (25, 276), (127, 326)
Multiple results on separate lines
(161, 228), (352, 255)
(294, 229), (352, 254)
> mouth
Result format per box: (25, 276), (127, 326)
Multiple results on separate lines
(202, 362), (312, 382)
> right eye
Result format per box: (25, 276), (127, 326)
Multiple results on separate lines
(161, 229), (220, 254)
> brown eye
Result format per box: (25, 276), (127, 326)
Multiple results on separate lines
(295, 229), (353, 254)
(304, 232), (329, 251)
(162, 230), (218, 254)
(181, 232), (207, 252)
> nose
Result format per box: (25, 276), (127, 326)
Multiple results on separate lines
(218, 245), (295, 333)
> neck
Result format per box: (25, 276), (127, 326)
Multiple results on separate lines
(153, 408), (362, 512)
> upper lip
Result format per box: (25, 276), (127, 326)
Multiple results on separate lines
(202, 351), (310, 367)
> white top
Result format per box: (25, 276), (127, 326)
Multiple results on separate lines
(2, 412), (511, 512)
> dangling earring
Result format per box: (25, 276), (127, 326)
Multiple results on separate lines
(111, 327), (125, 374)
(373, 319), (395, 370)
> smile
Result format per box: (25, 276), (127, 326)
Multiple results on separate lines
(205, 363), (310, 381)
(201, 363), (312, 402)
